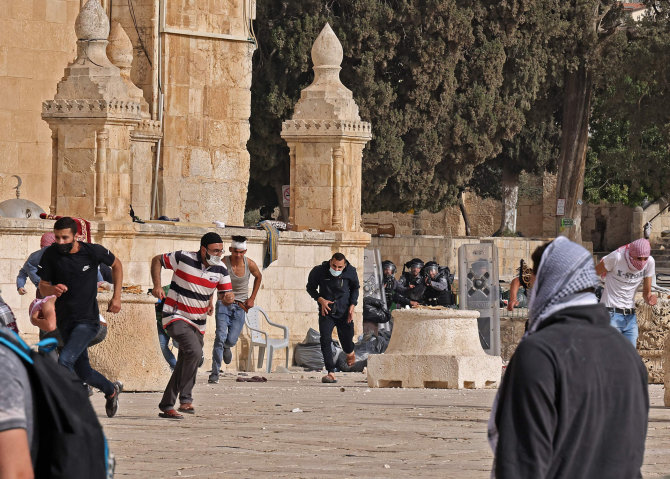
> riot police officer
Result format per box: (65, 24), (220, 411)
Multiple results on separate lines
(382, 260), (415, 309)
(396, 258), (426, 303)
(422, 261), (453, 306)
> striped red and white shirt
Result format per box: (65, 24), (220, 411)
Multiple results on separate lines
(161, 250), (232, 334)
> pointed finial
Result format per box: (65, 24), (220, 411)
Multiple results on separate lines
(311, 23), (343, 69)
(107, 22), (133, 78)
(75, 0), (110, 41)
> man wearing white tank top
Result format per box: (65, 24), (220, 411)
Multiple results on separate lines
(209, 236), (262, 383)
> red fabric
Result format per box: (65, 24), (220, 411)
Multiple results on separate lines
(40, 232), (56, 248)
(628, 238), (651, 271)
(174, 269), (219, 288)
(39, 214), (92, 242)
(164, 297), (210, 315)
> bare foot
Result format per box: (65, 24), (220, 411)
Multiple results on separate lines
(346, 352), (356, 366)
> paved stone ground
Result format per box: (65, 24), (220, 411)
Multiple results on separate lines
(92, 372), (670, 478)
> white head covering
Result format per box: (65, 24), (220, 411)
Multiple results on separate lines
(230, 240), (247, 250)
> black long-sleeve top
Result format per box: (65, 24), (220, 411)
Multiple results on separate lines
(493, 304), (649, 479)
(306, 261), (360, 320)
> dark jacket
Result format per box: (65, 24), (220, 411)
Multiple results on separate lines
(494, 303), (648, 479)
(423, 270), (453, 306)
(383, 276), (411, 307)
(306, 261), (360, 321)
(396, 272), (426, 302)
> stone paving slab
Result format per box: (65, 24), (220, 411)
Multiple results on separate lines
(91, 371), (670, 478)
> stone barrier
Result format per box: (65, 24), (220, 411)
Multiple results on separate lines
(91, 291), (170, 392)
(636, 298), (670, 384)
(367, 308), (502, 389)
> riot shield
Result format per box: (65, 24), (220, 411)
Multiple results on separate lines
(363, 248), (387, 310)
(458, 243), (500, 356)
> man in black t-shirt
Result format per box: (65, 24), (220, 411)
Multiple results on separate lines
(37, 217), (124, 418)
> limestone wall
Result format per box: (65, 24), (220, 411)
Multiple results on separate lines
(154, 0), (255, 224)
(0, 218), (368, 371)
(636, 299), (670, 384)
(0, 1), (81, 209)
(499, 313), (526, 362)
(582, 202), (633, 252)
(362, 173), (638, 250)
(0, 1), (255, 225)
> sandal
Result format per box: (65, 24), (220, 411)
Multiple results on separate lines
(158, 409), (184, 420)
(322, 374), (337, 384)
(178, 404), (195, 414)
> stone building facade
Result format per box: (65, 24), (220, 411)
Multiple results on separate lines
(363, 172), (636, 253)
(0, 9), (372, 376)
(0, 0), (255, 224)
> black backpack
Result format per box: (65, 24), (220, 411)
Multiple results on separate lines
(0, 328), (114, 478)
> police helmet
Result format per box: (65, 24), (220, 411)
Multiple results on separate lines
(423, 261), (439, 276)
(406, 258), (424, 270)
(382, 260), (396, 275)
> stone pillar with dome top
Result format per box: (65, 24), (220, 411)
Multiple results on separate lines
(281, 23), (372, 233)
(41, 0), (159, 221)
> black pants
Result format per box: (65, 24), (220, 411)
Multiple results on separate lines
(318, 315), (354, 373)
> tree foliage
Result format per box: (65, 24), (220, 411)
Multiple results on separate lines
(248, 0), (555, 214)
(585, 3), (670, 205)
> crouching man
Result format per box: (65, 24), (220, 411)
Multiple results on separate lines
(306, 253), (360, 384)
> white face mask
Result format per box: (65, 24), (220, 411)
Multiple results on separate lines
(329, 267), (342, 277)
(206, 253), (223, 267)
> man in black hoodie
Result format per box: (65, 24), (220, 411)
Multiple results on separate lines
(306, 252), (360, 383)
(489, 237), (649, 478)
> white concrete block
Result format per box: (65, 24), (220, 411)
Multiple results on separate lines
(367, 308), (502, 389)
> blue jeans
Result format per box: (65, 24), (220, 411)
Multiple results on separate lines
(210, 302), (246, 378)
(59, 322), (115, 396)
(157, 322), (177, 369)
(609, 311), (638, 347)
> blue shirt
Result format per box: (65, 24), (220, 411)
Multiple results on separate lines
(16, 247), (47, 289)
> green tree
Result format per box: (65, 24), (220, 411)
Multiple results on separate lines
(550, 1), (627, 241)
(585, 4), (670, 206)
(248, 1), (554, 217)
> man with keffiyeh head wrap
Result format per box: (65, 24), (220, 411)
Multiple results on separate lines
(489, 237), (648, 479)
(595, 238), (657, 346)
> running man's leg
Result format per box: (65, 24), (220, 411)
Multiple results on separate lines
(59, 322), (114, 396)
(318, 315), (337, 373)
(209, 302), (232, 381)
(157, 321), (177, 369)
(334, 318), (356, 365)
(224, 304), (246, 347)
(159, 321), (203, 411)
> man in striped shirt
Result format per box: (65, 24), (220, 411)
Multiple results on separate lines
(151, 232), (233, 419)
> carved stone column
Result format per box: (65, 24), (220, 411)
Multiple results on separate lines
(41, 0), (146, 221)
(332, 147), (344, 229)
(95, 129), (109, 216)
(281, 24), (371, 232)
(288, 145), (297, 225)
(49, 129), (58, 215)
